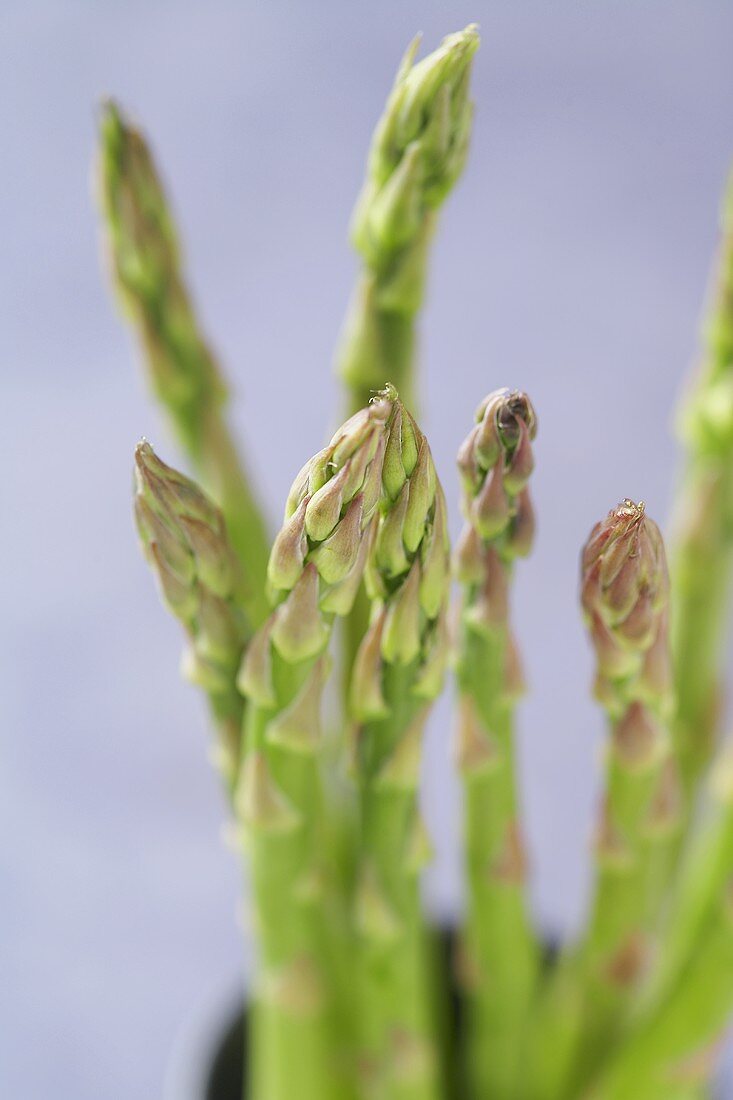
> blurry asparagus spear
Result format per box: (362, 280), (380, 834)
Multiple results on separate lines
(590, 746), (733, 1100)
(570, 501), (681, 1089)
(670, 167), (733, 791)
(99, 102), (270, 625)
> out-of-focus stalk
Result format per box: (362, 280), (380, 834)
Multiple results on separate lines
(670, 168), (733, 792)
(569, 501), (680, 1090)
(453, 389), (539, 1100)
(635, 740), (733, 1021)
(527, 502), (680, 1100)
(589, 876), (733, 1099)
(99, 102), (270, 625)
(349, 403), (451, 1100)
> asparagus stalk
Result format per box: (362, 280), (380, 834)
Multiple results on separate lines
(336, 25), (480, 416)
(591, 763), (733, 1100)
(589, 887), (733, 1100)
(670, 167), (733, 791)
(453, 389), (539, 1099)
(99, 102), (270, 625)
(635, 739), (733, 1019)
(133, 440), (250, 791)
(349, 402), (451, 1100)
(568, 500), (681, 1090)
(236, 388), (399, 1100)
(336, 25), (478, 697)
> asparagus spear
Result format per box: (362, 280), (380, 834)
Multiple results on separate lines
(133, 440), (249, 791)
(453, 389), (539, 1099)
(590, 768), (733, 1100)
(349, 402), (451, 1100)
(236, 388), (399, 1100)
(336, 25), (480, 416)
(670, 167), (733, 791)
(635, 739), (733, 1020)
(568, 500), (681, 1089)
(589, 885), (733, 1100)
(99, 102), (270, 625)
(336, 25), (478, 695)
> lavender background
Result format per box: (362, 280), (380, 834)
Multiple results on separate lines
(4, 2), (733, 1097)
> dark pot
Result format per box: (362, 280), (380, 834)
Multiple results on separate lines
(201, 1006), (245, 1100)
(165, 990), (246, 1100)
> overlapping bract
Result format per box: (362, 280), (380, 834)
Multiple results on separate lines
(338, 26), (480, 408)
(582, 500), (671, 718)
(352, 25), (480, 272)
(352, 401), (451, 719)
(133, 441), (248, 782)
(453, 390), (539, 1099)
(455, 388), (537, 639)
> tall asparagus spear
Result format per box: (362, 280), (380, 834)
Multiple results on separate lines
(349, 403), (451, 1100)
(236, 388), (399, 1100)
(336, 25), (479, 416)
(336, 25), (478, 693)
(453, 389), (539, 1100)
(670, 167), (733, 790)
(99, 102), (270, 625)
(133, 440), (250, 791)
(569, 500), (681, 1090)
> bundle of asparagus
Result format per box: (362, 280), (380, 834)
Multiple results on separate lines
(98, 24), (733, 1100)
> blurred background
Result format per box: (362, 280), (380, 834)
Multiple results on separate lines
(4, 2), (733, 1096)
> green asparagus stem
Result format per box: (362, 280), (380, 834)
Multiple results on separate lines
(568, 501), (681, 1090)
(349, 403), (451, 1100)
(596, 802), (733, 1098)
(336, 25), (479, 416)
(589, 886), (733, 1100)
(670, 167), (733, 791)
(133, 440), (250, 791)
(528, 502), (680, 1100)
(636, 739), (733, 1020)
(236, 389), (399, 1100)
(453, 389), (539, 1100)
(99, 102), (271, 625)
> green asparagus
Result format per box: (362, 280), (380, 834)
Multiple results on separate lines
(103, 29), (733, 1100)
(100, 102), (270, 625)
(670, 167), (733, 792)
(570, 500), (681, 1090)
(133, 440), (249, 790)
(336, 25), (479, 415)
(453, 389), (539, 1100)
(349, 401), (450, 1100)
(236, 388), (399, 1100)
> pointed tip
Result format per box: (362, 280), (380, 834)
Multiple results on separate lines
(99, 96), (121, 121)
(396, 31), (423, 83)
(98, 97), (128, 147)
(722, 170), (733, 233)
